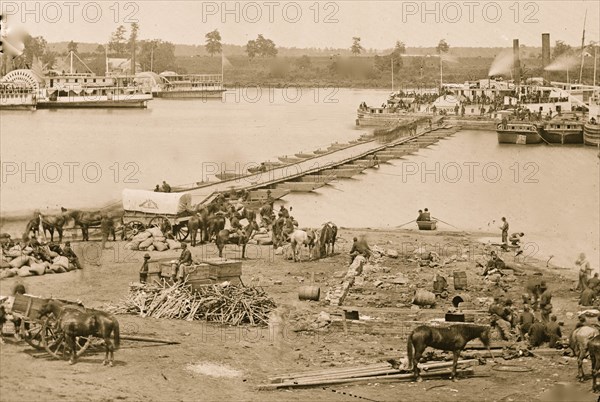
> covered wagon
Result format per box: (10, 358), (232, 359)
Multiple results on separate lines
(121, 189), (194, 240)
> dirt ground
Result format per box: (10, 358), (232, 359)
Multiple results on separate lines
(0, 227), (597, 402)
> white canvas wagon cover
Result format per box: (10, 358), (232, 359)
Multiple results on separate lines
(122, 189), (192, 215)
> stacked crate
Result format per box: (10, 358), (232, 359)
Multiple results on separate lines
(203, 258), (243, 285)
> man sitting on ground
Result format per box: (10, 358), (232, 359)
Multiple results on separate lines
(545, 315), (562, 348)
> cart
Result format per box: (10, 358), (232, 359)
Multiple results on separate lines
(121, 189), (195, 241)
(11, 294), (93, 359)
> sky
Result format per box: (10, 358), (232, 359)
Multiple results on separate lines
(1, 0), (599, 49)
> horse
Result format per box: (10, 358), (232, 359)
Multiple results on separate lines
(407, 324), (494, 382)
(289, 229), (316, 262)
(589, 335), (600, 392)
(187, 213), (207, 247)
(25, 212), (68, 243)
(38, 300), (120, 366)
(207, 213), (226, 242)
(216, 221), (258, 259)
(66, 210), (122, 242)
(570, 325), (600, 382)
(314, 222), (338, 259)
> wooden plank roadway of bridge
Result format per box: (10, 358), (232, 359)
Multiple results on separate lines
(180, 125), (451, 205)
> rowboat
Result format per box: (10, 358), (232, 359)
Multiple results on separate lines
(294, 153), (314, 159)
(417, 220), (437, 230)
(278, 156), (302, 164)
(247, 161), (283, 173)
(542, 118), (584, 144)
(247, 189), (290, 202)
(322, 167), (364, 178)
(496, 122), (543, 144)
(344, 158), (378, 168)
(295, 174), (336, 184)
(584, 123), (600, 146)
(276, 181), (326, 192)
(313, 149), (329, 155)
(215, 172), (244, 181)
(328, 143), (348, 151)
(373, 153), (397, 162)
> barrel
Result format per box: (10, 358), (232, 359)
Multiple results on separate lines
(298, 286), (320, 301)
(451, 293), (472, 308)
(453, 271), (467, 290)
(413, 289), (436, 306)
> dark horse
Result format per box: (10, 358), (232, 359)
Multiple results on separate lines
(570, 325), (600, 386)
(216, 221), (258, 259)
(407, 324), (494, 381)
(38, 300), (120, 366)
(25, 211), (68, 243)
(66, 210), (122, 242)
(315, 222), (338, 259)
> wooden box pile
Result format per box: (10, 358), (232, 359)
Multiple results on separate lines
(186, 263), (212, 289)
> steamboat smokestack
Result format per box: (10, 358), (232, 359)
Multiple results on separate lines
(542, 33), (550, 82)
(513, 39), (521, 86)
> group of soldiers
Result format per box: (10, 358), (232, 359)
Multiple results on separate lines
(489, 278), (558, 347)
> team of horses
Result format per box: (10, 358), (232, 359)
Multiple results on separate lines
(25, 208), (123, 243)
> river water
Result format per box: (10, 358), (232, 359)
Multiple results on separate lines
(1, 88), (598, 268)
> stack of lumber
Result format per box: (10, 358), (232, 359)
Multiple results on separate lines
(259, 360), (478, 389)
(106, 280), (276, 326)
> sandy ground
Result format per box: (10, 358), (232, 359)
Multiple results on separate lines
(0, 227), (597, 402)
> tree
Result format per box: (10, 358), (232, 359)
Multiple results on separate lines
(245, 34), (277, 59)
(14, 35), (47, 68)
(205, 29), (222, 57)
(436, 39), (449, 54)
(553, 40), (572, 59)
(67, 41), (78, 54)
(109, 25), (128, 56)
(393, 41), (406, 57)
(256, 34), (277, 58)
(351, 37), (363, 56)
(95, 45), (105, 55)
(246, 39), (258, 60)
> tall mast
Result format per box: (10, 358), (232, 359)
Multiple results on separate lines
(579, 10), (587, 84)
(391, 57), (394, 92)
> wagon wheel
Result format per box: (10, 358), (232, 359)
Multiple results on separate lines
(149, 216), (171, 234)
(173, 224), (189, 241)
(21, 319), (47, 350)
(124, 221), (145, 240)
(41, 318), (92, 359)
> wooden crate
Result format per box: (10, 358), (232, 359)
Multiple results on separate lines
(12, 294), (49, 319)
(186, 263), (211, 280)
(202, 258), (242, 278)
(160, 262), (178, 278)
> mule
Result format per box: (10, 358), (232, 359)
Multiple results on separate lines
(38, 300), (120, 366)
(216, 221), (258, 259)
(570, 325), (600, 382)
(25, 212), (68, 243)
(289, 229), (316, 262)
(207, 213), (226, 242)
(589, 335), (600, 392)
(66, 210), (122, 242)
(187, 213), (206, 247)
(407, 324), (494, 381)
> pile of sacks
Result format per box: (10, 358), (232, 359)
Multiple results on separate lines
(0, 244), (79, 279)
(124, 227), (182, 252)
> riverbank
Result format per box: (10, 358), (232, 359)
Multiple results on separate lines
(1, 227), (594, 402)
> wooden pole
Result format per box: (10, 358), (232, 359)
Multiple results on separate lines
(120, 335), (180, 344)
